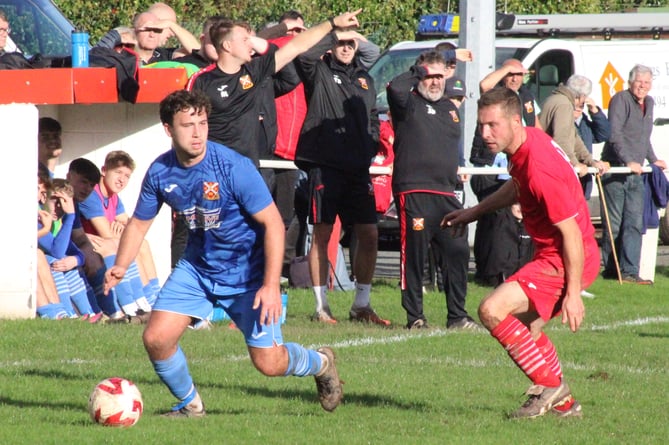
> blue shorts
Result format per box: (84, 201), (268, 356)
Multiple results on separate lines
(154, 260), (284, 348)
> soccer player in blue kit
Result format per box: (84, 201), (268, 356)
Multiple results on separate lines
(104, 89), (342, 417)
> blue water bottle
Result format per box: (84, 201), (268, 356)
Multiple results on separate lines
(71, 29), (89, 68)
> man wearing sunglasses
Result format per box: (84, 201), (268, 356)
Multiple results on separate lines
(293, 29), (388, 326)
(132, 11), (198, 65)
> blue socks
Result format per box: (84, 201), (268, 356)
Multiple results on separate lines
(284, 343), (323, 377)
(152, 346), (194, 400)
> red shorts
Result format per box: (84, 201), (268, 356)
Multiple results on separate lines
(507, 242), (599, 321)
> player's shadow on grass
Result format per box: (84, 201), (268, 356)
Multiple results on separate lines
(638, 332), (669, 339)
(205, 383), (430, 411)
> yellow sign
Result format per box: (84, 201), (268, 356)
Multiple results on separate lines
(599, 62), (624, 109)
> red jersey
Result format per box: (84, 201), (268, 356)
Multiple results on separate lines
(509, 127), (596, 258)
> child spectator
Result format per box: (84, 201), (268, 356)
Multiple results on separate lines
(36, 169), (68, 319)
(67, 158), (147, 323)
(76, 151), (158, 319)
(41, 179), (104, 322)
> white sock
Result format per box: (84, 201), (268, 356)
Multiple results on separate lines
(122, 302), (139, 316)
(313, 285), (329, 312)
(135, 296), (152, 312)
(352, 282), (371, 309)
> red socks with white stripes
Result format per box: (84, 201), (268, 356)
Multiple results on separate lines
(491, 315), (561, 388)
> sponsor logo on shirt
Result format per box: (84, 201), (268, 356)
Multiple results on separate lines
(182, 207), (221, 231)
(164, 184), (178, 193)
(203, 181), (220, 200)
(358, 77), (368, 90)
(333, 74), (342, 85)
(239, 74), (254, 90)
(412, 217), (424, 231)
(426, 104), (436, 115)
(217, 85), (229, 98)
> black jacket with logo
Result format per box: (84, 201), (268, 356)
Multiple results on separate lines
(294, 33), (378, 172)
(388, 65), (461, 195)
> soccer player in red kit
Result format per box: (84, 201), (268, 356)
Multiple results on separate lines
(442, 87), (599, 419)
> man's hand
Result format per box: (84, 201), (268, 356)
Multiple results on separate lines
(575, 163), (589, 177)
(52, 190), (75, 214)
(654, 159), (667, 170)
(103, 266), (127, 296)
(561, 291), (585, 332)
(38, 209), (53, 230)
(332, 8), (363, 29)
(252, 285), (282, 326)
(593, 160), (610, 174)
(440, 207), (477, 237)
(50, 256), (78, 272)
(455, 48), (473, 62)
(627, 161), (644, 175)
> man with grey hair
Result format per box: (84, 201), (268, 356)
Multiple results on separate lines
(600, 64), (667, 284)
(539, 74), (609, 176)
(571, 75), (611, 199)
(388, 50), (479, 331)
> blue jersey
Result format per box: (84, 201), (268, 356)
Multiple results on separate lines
(134, 141), (273, 294)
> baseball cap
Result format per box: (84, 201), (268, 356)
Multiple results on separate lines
(445, 76), (466, 98)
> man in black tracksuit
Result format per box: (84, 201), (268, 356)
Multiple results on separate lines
(294, 31), (389, 325)
(388, 50), (478, 330)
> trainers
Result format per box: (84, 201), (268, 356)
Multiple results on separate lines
(128, 309), (151, 325)
(87, 312), (104, 324)
(104, 315), (129, 324)
(314, 347), (343, 412)
(311, 308), (337, 324)
(163, 393), (206, 418)
(509, 382), (571, 419)
(447, 316), (484, 331)
(580, 290), (595, 299)
(407, 319), (430, 330)
(349, 306), (391, 326)
(622, 275), (653, 285)
(550, 395), (583, 418)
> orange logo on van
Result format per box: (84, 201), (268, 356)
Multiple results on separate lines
(600, 62), (623, 109)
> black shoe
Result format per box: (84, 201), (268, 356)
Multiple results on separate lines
(406, 319), (429, 330)
(621, 275), (653, 285)
(601, 270), (618, 280)
(447, 316), (485, 332)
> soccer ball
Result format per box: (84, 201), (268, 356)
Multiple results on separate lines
(88, 377), (143, 427)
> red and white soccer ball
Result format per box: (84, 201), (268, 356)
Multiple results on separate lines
(88, 377), (144, 427)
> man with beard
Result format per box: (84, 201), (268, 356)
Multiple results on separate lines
(387, 50), (479, 330)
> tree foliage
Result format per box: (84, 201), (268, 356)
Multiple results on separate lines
(54, 0), (669, 49)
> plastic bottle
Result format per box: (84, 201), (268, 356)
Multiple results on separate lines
(71, 30), (89, 68)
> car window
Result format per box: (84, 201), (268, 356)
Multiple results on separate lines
(0, 0), (73, 57)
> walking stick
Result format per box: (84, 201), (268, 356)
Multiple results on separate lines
(596, 173), (622, 284)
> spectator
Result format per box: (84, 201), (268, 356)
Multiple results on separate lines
(293, 28), (387, 326)
(570, 76), (611, 199)
(77, 151), (157, 315)
(36, 170), (69, 320)
(104, 89), (343, 417)
(387, 50), (479, 330)
(539, 74), (609, 177)
(442, 86), (599, 419)
(37, 117), (62, 177)
(187, 13), (362, 165)
(600, 64), (667, 284)
(67, 157), (147, 323)
(173, 15), (223, 68)
(41, 179), (104, 322)
(132, 11), (199, 65)
(469, 59), (542, 286)
(0, 9), (9, 55)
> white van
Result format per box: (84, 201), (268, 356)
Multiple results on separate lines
(368, 12), (669, 241)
